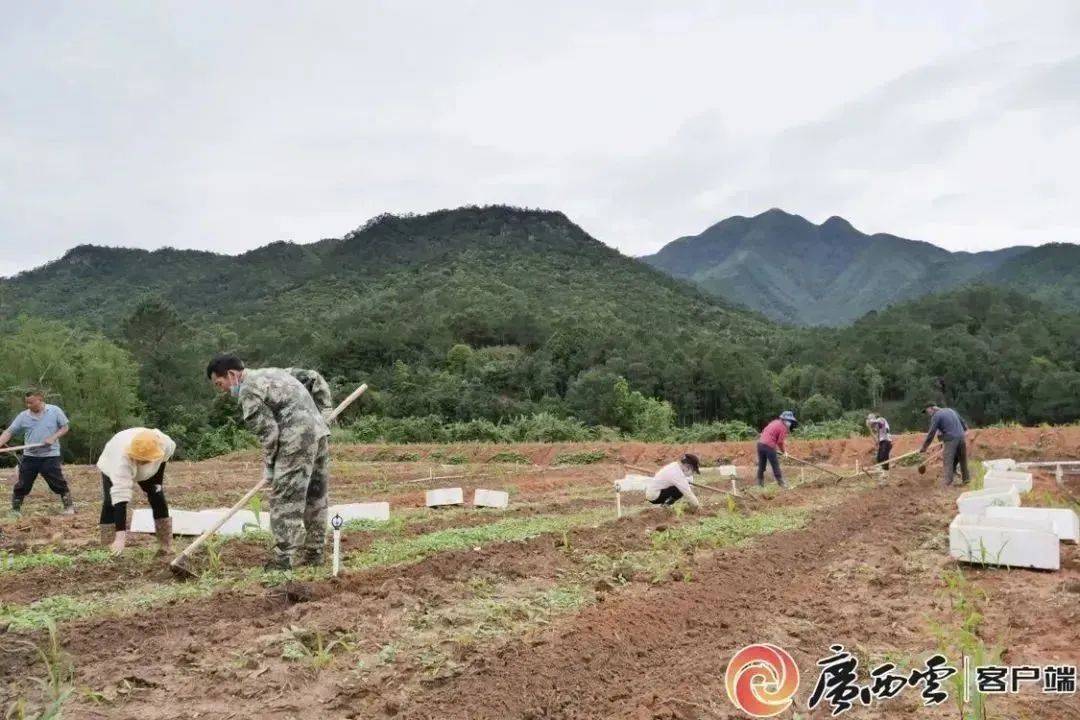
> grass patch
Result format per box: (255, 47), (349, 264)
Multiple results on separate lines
(347, 509), (614, 571)
(0, 560), (340, 630)
(0, 547), (158, 575)
(487, 451), (531, 465)
(371, 449), (421, 462)
(1026, 489), (1080, 513)
(651, 508), (810, 552)
(0, 549), (111, 574)
(343, 516), (407, 535)
(0, 578), (225, 631)
(407, 581), (589, 647)
(553, 450), (608, 466)
(971, 463), (988, 491)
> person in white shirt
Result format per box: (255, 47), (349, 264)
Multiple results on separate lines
(96, 428), (177, 556)
(645, 454), (702, 510)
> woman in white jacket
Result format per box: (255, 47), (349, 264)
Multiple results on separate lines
(97, 428), (176, 556)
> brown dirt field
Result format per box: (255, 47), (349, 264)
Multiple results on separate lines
(2, 432), (1079, 719)
(320, 425), (1080, 467)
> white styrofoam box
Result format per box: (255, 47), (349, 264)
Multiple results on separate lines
(130, 509), (208, 535)
(129, 508), (268, 536)
(982, 458), (1017, 472)
(985, 506), (1080, 543)
(329, 502), (390, 523)
(426, 487), (464, 507)
(613, 475), (650, 493)
(956, 486), (1020, 515)
(949, 513), (1060, 570)
(701, 465), (738, 478)
(207, 509), (272, 535)
(983, 470), (1034, 494)
(473, 489), (509, 509)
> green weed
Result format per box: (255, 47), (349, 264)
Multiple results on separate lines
(651, 509), (809, 552)
(344, 515), (407, 535)
(378, 643), (399, 665)
(487, 451), (531, 465)
(203, 535), (225, 577)
(347, 509), (612, 571)
(242, 495), (265, 534)
(277, 626), (355, 671)
(0, 548), (129, 574)
(466, 577), (495, 598)
(553, 450), (609, 465)
(0, 577), (224, 631)
(972, 464), (988, 491)
(930, 566), (1002, 720)
(1, 618), (73, 719)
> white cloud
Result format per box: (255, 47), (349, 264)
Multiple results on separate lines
(2, 0), (1078, 275)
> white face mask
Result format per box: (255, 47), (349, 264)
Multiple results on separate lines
(229, 371), (243, 396)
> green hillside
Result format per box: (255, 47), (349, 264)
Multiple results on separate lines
(643, 209), (1031, 325)
(2, 206), (1078, 464)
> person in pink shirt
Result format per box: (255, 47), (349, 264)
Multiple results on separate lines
(757, 410), (797, 488)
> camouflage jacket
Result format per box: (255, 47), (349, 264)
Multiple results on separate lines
(237, 368), (331, 479)
(284, 367), (334, 415)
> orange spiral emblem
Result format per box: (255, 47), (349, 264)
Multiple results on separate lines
(725, 644), (801, 717)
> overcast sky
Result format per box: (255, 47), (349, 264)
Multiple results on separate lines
(3, 1), (1078, 277)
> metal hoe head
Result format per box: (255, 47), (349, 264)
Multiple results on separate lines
(168, 553), (200, 580)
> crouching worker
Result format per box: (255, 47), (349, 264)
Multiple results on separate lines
(645, 454), (702, 511)
(97, 428), (176, 557)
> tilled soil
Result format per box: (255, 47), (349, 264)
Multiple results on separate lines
(1, 434), (1078, 720)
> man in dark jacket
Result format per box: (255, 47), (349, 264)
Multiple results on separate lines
(920, 404), (970, 487)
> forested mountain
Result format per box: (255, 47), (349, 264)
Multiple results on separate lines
(0, 207), (780, 458)
(775, 286), (1080, 431)
(642, 209), (1076, 325)
(1, 206), (1078, 462)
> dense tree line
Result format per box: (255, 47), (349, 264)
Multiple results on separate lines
(4, 284), (1078, 464)
(1, 208), (1077, 462)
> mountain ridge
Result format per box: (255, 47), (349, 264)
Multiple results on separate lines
(643, 209), (1066, 325)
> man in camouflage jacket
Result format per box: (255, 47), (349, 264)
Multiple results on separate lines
(207, 353), (332, 570)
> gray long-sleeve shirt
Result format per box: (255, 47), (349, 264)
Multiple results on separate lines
(922, 408), (968, 450)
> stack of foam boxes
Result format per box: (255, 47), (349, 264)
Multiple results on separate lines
(950, 458), (1078, 570)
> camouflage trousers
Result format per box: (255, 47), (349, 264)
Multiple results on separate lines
(268, 435), (329, 564)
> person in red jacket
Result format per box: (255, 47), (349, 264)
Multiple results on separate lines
(757, 410), (797, 488)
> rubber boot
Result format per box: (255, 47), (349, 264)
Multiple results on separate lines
(9, 496), (22, 519)
(298, 548), (325, 567)
(100, 524), (116, 547)
(60, 493), (75, 515)
(154, 517), (173, 557)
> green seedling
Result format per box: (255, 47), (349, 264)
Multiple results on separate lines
(204, 535), (225, 577)
(2, 617), (74, 719)
(378, 643), (399, 665)
(242, 496), (264, 534)
(277, 626), (355, 671)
